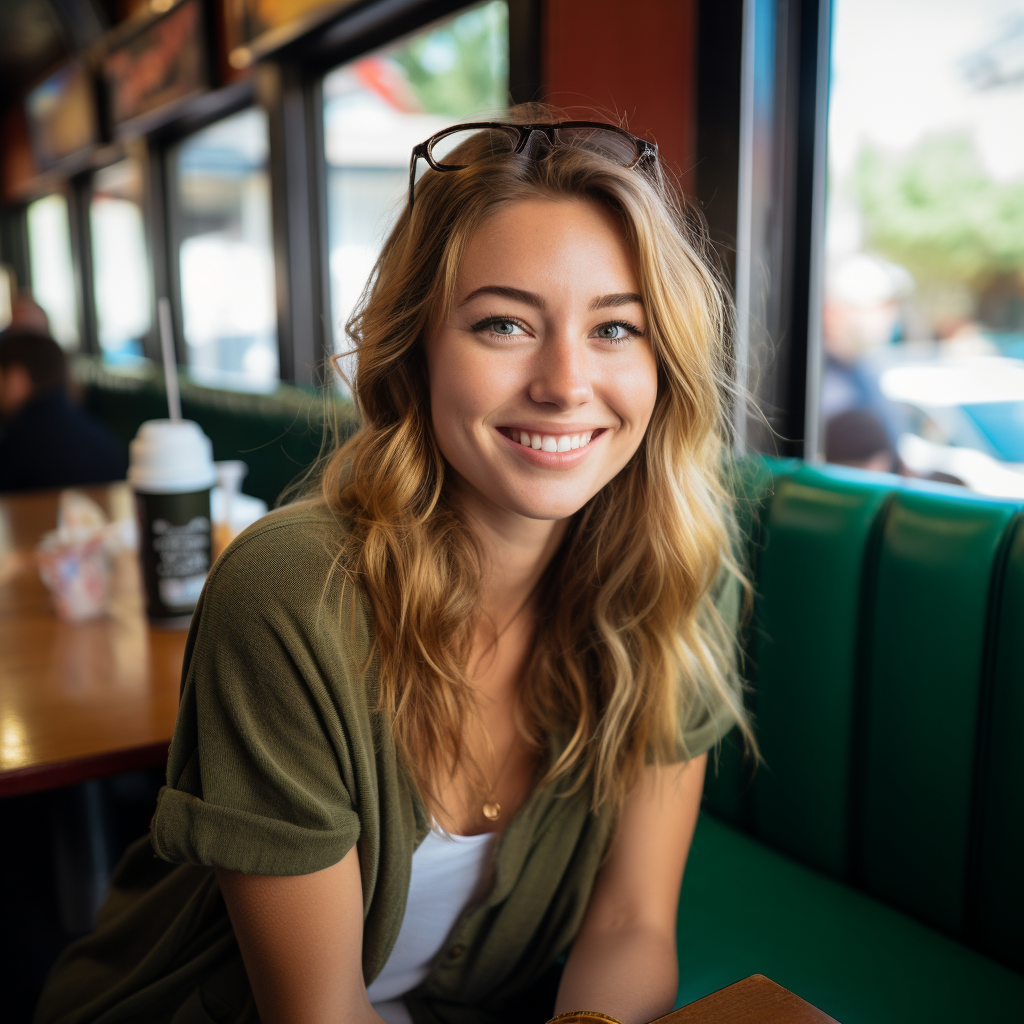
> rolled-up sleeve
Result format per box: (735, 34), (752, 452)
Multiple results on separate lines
(151, 522), (362, 876)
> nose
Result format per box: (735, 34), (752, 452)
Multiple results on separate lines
(528, 333), (593, 409)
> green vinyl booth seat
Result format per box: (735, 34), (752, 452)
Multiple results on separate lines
(73, 357), (358, 508)
(682, 459), (1024, 1022)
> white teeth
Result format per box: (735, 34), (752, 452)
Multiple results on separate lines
(510, 430), (598, 449)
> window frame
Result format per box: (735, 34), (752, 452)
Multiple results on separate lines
(22, 184), (89, 354)
(84, 146), (159, 363)
(696, 0), (832, 461)
(267, 0), (534, 388)
(4, 0), (539, 391)
(155, 80), (260, 373)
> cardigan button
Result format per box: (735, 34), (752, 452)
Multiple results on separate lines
(448, 944), (465, 959)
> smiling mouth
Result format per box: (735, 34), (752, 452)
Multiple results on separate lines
(498, 427), (606, 452)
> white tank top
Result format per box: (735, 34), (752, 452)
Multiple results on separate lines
(367, 827), (497, 1024)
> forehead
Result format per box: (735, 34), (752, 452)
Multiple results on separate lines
(455, 197), (640, 297)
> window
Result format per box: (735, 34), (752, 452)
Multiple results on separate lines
(0, 265), (13, 331)
(322, 1), (508, 381)
(90, 158), (152, 362)
(26, 193), (79, 348)
(171, 106), (278, 391)
(820, 0), (1024, 497)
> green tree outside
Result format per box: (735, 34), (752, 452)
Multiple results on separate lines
(852, 133), (1024, 329)
(391, 1), (508, 117)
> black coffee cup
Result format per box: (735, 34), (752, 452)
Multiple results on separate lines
(129, 420), (216, 628)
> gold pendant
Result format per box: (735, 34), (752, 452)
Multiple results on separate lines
(482, 801), (501, 821)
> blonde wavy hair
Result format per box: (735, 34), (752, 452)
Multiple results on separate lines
(317, 106), (754, 819)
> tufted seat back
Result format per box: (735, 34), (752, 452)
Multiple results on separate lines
(705, 459), (1024, 973)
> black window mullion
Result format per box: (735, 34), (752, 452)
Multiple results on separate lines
(131, 140), (166, 365)
(155, 137), (188, 367)
(700, 0), (832, 460)
(261, 60), (327, 388)
(0, 204), (33, 299)
(508, 0), (542, 105)
(66, 174), (99, 356)
(308, 73), (334, 385)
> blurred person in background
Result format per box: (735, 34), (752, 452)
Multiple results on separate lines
(824, 407), (897, 473)
(0, 328), (128, 491)
(824, 407), (968, 487)
(821, 252), (910, 450)
(7, 291), (51, 334)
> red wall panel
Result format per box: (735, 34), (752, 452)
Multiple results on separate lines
(1, 105), (36, 204)
(543, 0), (697, 190)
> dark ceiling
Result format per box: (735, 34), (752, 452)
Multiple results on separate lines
(0, 0), (118, 112)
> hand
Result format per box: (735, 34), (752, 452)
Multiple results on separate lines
(553, 754), (707, 1024)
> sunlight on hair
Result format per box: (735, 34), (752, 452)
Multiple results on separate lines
(308, 104), (757, 821)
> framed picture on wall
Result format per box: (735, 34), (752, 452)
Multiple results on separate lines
(104, 0), (210, 132)
(25, 60), (101, 171)
(225, 0), (361, 68)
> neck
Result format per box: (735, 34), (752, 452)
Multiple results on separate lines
(452, 483), (569, 633)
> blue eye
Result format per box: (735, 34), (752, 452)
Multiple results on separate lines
(595, 321), (642, 342)
(471, 316), (528, 338)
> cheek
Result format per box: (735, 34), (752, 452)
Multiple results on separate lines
(612, 350), (660, 428)
(426, 336), (499, 455)
(430, 357), (474, 424)
(428, 334), (522, 420)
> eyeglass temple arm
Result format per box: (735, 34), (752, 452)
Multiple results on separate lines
(408, 145), (425, 208)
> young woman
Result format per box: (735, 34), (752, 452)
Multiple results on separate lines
(35, 108), (752, 1024)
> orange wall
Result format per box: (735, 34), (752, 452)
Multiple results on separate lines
(543, 0), (698, 190)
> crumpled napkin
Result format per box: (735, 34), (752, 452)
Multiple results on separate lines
(37, 490), (138, 622)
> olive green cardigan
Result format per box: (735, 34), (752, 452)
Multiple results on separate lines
(34, 503), (738, 1024)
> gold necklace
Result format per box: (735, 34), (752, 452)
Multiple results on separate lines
(480, 733), (518, 821)
(473, 590), (537, 822)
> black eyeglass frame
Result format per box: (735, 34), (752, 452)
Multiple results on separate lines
(408, 121), (659, 207)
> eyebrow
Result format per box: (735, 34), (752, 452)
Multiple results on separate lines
(590, 292), (644, 310)
(461, 285), (544, 308)
(459, 286), (644, 311)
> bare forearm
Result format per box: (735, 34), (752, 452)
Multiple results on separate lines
(215, 850), (380, 1024)
(554, 925), (678, 1024)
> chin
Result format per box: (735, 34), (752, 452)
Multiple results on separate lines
(497, 485), (598, 522)
(513, 503), (584, 521)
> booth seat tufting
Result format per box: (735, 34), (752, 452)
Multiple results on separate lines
(680, 458), (1024, 1022)
(73, 357), (359, 508)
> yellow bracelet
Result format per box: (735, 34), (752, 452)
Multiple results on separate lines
(546, 1013), (625, 1024)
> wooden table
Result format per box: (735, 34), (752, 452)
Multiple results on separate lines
(657, 975), (839, 1023)
(0, 485), (187, 797)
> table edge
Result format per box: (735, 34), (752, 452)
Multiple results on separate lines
(653, 974), (839, 1024)
(0, 741), (171, 798)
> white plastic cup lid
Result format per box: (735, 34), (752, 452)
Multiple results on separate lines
(128, 419), (217, 494)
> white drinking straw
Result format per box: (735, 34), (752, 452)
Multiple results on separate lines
(157, 296), (182, 422)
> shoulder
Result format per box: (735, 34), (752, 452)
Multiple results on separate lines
(212, 500), (349, 588)
(197, 500), (369, 648)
